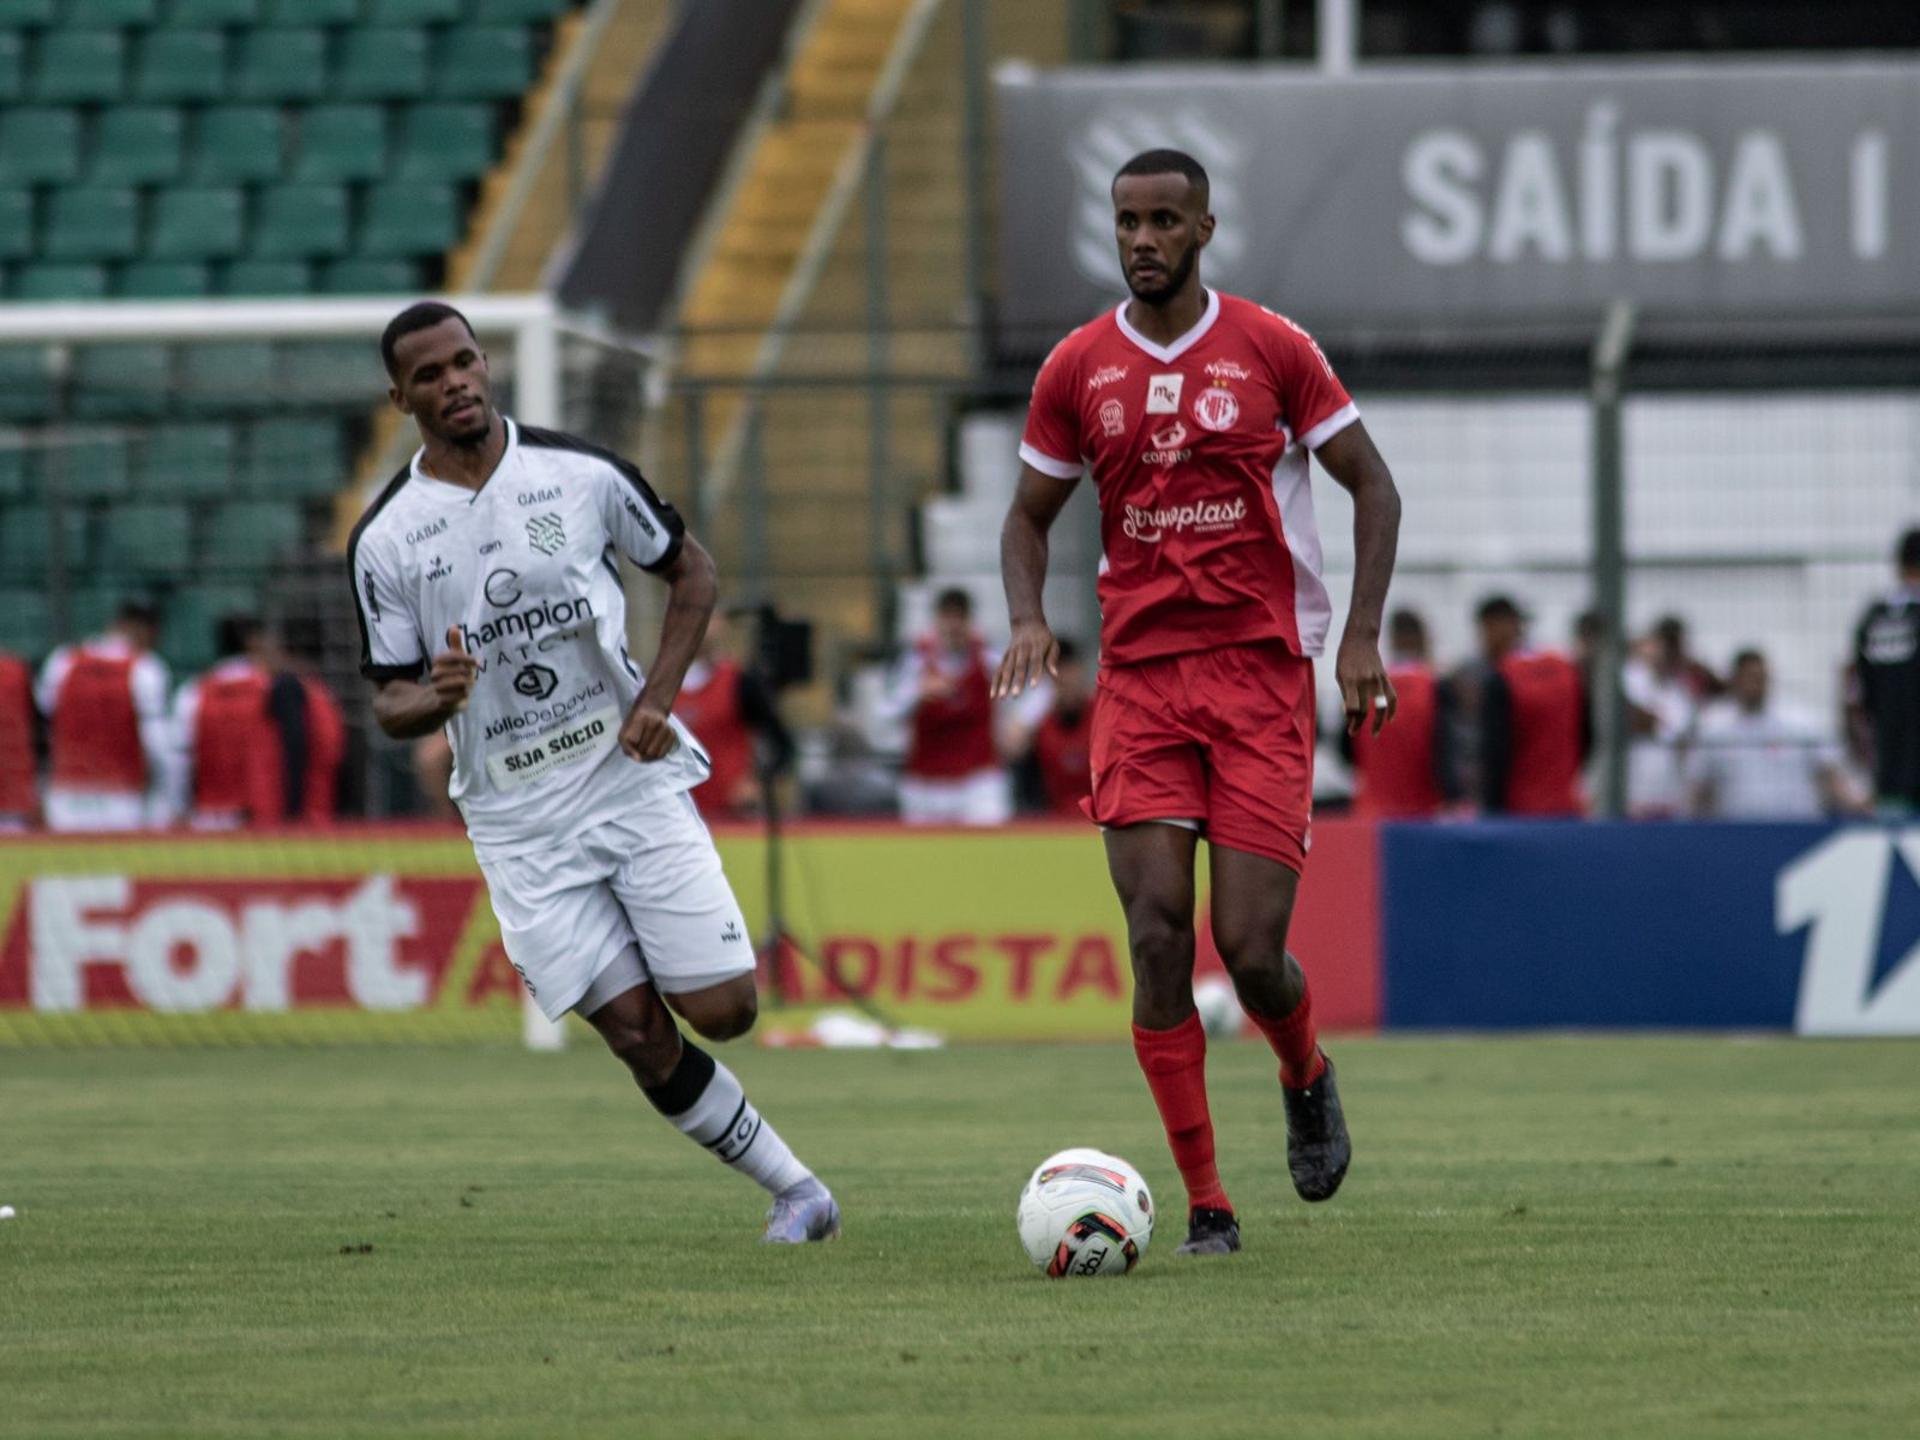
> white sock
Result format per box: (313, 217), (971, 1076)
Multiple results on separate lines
(643, 1041), (813, 1197)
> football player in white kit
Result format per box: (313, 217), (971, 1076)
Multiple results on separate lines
(349, 303), (838, 1243)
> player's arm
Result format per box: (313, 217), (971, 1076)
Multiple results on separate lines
(371, 629), (478, 740)
(995, 463), (1080, 698)
(1315, 421), (1403, 735)
(621, 535), (718, 763)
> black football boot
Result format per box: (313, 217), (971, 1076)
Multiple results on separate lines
(1282, 1050), (1351, 1202)
(1174, 1206), (1241, 1256)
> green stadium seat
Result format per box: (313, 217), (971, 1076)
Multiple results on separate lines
(222, 258), (310, 294)
(0, 586), (51, 656)
(137, 421), (235, 497)
(44, 434), (132, 499)
(72, 344), (171, 420)
(321, 257), (420, 293)
(44, 186), (140, 261)
(68, 0), (159, 23)
(161, 582), (256, 670)
(166, 0), (260, 23)
(33, 30), (126, 104)
(101, 501), (192, 576)
(474, 0), (571, 17)
(0, 0), (57, 24)
(118, 260), (211, 297)
(92, 107), (186, 185)
(135, 29), (228, 103)
(370, 0), (463, 22)
(148, 186), (246, 259)
(359, 181), (460, 258)
(245, 416), (344, 495)
(234, 28), (327, 102)
(262, 0), (355, 21)
(205, 499), (302, 568)
(295, 104), (388, 182)
(279, 341), (366, 404)
(0, 190), (32, 259)
(0, 445), (24, 500)
(69, 583), (133, 639)
(436, 26), (532, 98)
(0, 34), (24, 104)
(0, 348), (52, 421)
(397, 102), (493, 178)
(0, 107), (81, 184)
(252, 184), (349, 258)
(339, 27), (430, 99)
(191, 106), (285, 182)
(13, 262), (110, 299)
(178, 340), (275, 413)
(0, 504), (86, 580)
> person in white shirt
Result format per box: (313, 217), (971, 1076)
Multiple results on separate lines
(1689, 650), (1863, 820)
(350, 302), (837, 1243)
(1621, 616), (1716, 817)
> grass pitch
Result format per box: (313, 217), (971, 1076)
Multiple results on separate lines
(4, 1034), (1918, 1439)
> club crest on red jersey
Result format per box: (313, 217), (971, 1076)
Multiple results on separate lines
(1193, 387), (1240, 433)
(1099, 397), (1126, 436)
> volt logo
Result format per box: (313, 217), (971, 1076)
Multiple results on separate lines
(1777, 829), (1920, 1035)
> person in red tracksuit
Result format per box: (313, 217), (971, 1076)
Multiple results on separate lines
(1027, 637), (1095, 816)
(36, 600), (173, 831)
(1345, 608), (1457, 818)
(884, 588), (1012, 825)
(1474, 595), (1588, 816)
(0, 649), (38, 829)
(675, 611), (795, 820)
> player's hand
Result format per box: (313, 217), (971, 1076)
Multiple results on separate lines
(430, 626), (479, 717)
(620, 699), (678, 762)
(993, 620), (1058, 699)
(1336, 628), (1396, 736)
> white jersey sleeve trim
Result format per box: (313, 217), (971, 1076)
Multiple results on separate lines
(1299, 402), (1361, 453)
(1018, 442), (1082, 480)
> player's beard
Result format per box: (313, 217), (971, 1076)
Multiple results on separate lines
(1125, 243), (1197, 306)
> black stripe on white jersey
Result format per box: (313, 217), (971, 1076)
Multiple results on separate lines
(345, 463), (426, 683)
(516, 424), (687, 573)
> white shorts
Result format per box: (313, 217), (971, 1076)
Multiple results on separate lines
(475, 790), (755, 1021)
(898, 768), (1012, 826)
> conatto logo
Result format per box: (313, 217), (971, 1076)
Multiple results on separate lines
(1122, 496), (1248, 542)
(1140, 420), (1192, 466)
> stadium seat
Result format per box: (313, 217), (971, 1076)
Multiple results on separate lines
(32, 30), (126, 104)
(148, 186), (246, 260)
(262, 0), (355, 22)
(295, 105), (389, 182)
(161, 582), (257, 670)
(72, 344), (171, 420)
(245, 416), (345, 495)
(191, 106), (285, 182)
(280, 341), (369, 404)
(0, 347), (51, 422)
(0, 107), (81, 185)
(166, 0), (260, 23)
(44, 187), (140, 260)
(49, 434), (132, 500)
(101, 501), (192, 576)
(222, 258), (310, 295)
(436, 27), (533, 98)
(13, 262), (110, 299)
(118, 260), (212, 297)
(252, 184), (350, 258)
(321, 257), (421, 293)
(474, 0), (573, 18)
(178, 341), (276, 413)
(338, 27), (430, 100)
(0, 0), (57, 24)
(90, 106), (186, 185)
(204, 499), (303, 567)
(0, 504), (86, 579)
(0, 586), (51, 656)
(137, 421), (235, 498)
(234, 28), (327, 102)
(0, 190), (32, 259)
(370, 0), (463, 21)
(359, 181), (461, 258)
(0, 445), (24, 500)
(397, 102), (494, 178)
(0, 33), (24, 104)
(135, 29), (228, 104)
(67, 0), (159, 23)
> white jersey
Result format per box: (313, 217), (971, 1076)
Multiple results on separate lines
(1687, 698), (1840, 820)
(348, 418), (710, 857)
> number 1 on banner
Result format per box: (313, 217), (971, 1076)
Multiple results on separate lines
(522, 991), (567, 1051)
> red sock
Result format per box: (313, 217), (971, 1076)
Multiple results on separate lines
(1247, 978), (1327, 1089)
(1132, 1012), (1231, 1214)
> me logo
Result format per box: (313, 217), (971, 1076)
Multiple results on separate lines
(526, 512), (565, 556)
(512, 664), (558, 700)
(1778, 829), (1920, 1035)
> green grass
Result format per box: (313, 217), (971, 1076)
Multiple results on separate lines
(4, 1036), (1918, 1439)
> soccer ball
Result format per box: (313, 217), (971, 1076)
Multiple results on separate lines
(1016, 1147), (1153, 1278)
(1193, 976), (1246, 1038)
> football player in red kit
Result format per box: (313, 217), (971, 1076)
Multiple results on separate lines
(996, 149), (1402, 1256)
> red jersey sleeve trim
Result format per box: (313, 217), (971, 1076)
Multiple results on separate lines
(1299, 401), (1361, 453)
(1018, 441), (1082, 480)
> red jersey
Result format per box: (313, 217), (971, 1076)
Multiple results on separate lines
(297, 674), (344, 823)
(1020, 290), (1358, 666)
(905, 634), (997, 780)
(1033, 702), (1094, 816)
(1498, 651), (1584, 816)
(678, 658), (755, 816)
(1351, 662), (1443, 818)
(186, 660), (278, 822)
(49, 646), (145, 791)
(0, 652), (35, 818)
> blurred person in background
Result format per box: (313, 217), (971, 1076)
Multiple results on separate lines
(0, 647), (36, 830)
(1852, 527), (1920, 815)
(173, 614), (301, 829)
(1621, 615), (1718, 817)
(883, 587), (1014, 825)
(276, 617), (345, 825)
(1475, 595), (1586, 817)
(675, 609), (795, 820)
(1023, 636), (1095, 817)
(1689, 649), (1864, 819)
(35, 599), (173, 831)
(1344, 608), (1456, 819)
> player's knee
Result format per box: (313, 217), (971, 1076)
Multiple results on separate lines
(601, 1014), (680, 1087)
(687, 989), (757, 1042)
(1124, 904), (1193, 996)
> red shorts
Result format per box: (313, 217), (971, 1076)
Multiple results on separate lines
(1085, 641), (1315, 872)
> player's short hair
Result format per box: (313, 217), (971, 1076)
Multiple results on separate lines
(1476, 594), (1523, 625)
(1898, 527), (1920, 573)
(1731, 647), (1766, 672)
(1652, 614), (1687, 646)
(934, 587), (972, 617)
(1388, 608), (1428, 648)
(217, 613), (262, 658)
(381, 301), (477, 379)
(1112, 149), (1210, 204)
(116, 598), (158, 628)
(1054, 637), (1082, 666)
